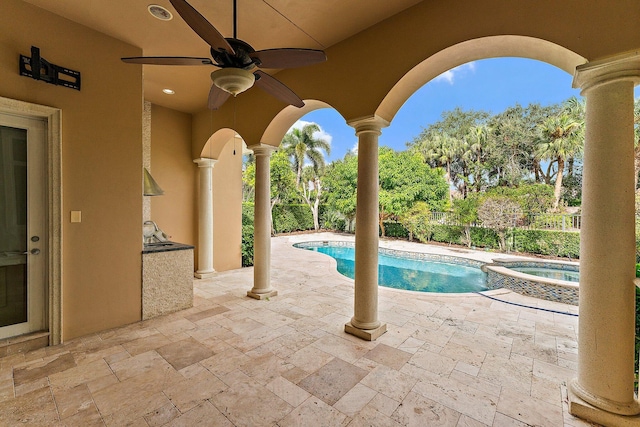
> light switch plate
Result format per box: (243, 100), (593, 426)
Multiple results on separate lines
(70, 211), (82, 223)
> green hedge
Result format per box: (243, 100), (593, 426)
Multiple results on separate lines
(243, 202), (321, 235)
(469, 227), (500, 249)
(381, 222), (409, 238)
(241, 204), (254, 267)
(272, 204), (314, 233)
(376, 220), (580, 258)
(513, 229), (580, 259)
(432, 225), (463, 244)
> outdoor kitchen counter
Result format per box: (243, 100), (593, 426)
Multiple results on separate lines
(142, 242), (194, 254)
(142, 242), (194, 320)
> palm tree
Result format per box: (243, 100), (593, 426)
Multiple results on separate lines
(465, 124), (491, 193)
(535, 113), (583, 210)
(281, 123), (331, 187)
(418, 132), (460, 204)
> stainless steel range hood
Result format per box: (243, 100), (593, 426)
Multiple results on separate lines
(143, 167), (164, 196)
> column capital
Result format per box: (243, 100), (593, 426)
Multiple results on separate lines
(573, 51), (640, 93)
(247, 143), (277, 157)
(347, 115), (390, 137)
(193, 157), (217, 168)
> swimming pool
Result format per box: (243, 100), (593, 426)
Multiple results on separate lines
(483, 258), (580, 305)
(510, 267), (579, 282)
(294, 242), (487, 293)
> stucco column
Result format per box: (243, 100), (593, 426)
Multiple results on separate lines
(344, 116), (389, 341)
(247, 144), (278, 299)
(193, 158), (217, 279)
(569, 52), (640, 426)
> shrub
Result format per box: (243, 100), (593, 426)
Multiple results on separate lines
(398, 201), (432, 242)
(469, 227), (499, 249)
(431, 225), (463, 244)
(478, 196), (522, 251)
(272, 204), (314, 233)
(381, 221), (409, 239)
(512, 229), (580, 258)
(321, 210), (347, 232)
(241, 224), (254, 267)
(241, 204), (254, 267)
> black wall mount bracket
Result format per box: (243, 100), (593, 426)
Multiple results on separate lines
(20, 46), (81, 91)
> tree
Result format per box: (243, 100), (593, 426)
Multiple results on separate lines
(409, 108), (490, 200)
(465, 124), (491, 193)
(378, 148), (448, 236)
(299, 165), (323, 230)
(478, 196), (522, 251)
(322, 154), (358, 231)
(451, 195), (480, 248)
(420, 133), (460, 204)
(487, 184), (555, 216)
(535, 110), (583, 210)
(398, 202), (433, 242)
(242, 150), (298, 234)
(281, 123), (331, 187)
(484, 103), (560, 187)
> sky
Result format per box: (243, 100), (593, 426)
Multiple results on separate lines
(289, 57), (640, 163)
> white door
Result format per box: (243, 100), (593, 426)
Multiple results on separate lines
(0, 113), (46, 339)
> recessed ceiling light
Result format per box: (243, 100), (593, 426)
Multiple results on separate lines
(162, 88), (175, 95)
(148, 5), (173, 21)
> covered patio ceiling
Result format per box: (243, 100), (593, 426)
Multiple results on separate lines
(21, 0), (422, 113)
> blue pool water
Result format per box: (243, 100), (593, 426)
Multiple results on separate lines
(511, 267), (579, 282)
(296, 244), (487, 293)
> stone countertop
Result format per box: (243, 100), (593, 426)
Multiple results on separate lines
(142, 241), (194, 254)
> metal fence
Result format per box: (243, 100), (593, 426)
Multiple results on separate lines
(429, 212), (583, 232)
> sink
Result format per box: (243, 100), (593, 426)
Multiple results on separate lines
(144, 242), (174, 247)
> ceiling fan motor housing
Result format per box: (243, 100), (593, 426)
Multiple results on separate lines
(211, 38), (256, 69)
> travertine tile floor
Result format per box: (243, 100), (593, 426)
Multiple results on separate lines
(0, 233), (596, 426)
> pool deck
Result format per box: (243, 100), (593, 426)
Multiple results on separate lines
(0, 232), (589, 426)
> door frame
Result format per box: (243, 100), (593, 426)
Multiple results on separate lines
(0, 97), (62, 346)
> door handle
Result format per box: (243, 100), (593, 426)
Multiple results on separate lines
(30, 248), (40, 255)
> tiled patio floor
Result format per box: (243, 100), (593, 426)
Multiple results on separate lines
(0, 233), (594, 426)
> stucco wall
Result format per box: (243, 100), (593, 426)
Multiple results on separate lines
(1, 0), (143, 339)
(213, 138), (242, 272)
(192, 110), (243, 272)
(149, 104), (197, 252)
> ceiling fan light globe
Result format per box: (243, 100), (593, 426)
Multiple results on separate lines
(211, 68), (255, 96)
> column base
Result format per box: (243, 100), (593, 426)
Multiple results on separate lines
(344, 321), (387, 341)
(194, 270), (216, 279)
(569, 380), (640, 426)
(247, 289), (278, 300)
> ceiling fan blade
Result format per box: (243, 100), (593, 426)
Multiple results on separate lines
(250, 48), (326, 69)
(121, 56), (213, 66)
(208, 84), (231, 110)
(253, 70), (304, 108)
(169, 0), (235, 55)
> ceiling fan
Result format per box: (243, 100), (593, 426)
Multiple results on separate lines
(122, 0), (326, 109)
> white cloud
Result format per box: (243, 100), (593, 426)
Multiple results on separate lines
(289, 120), (333, 145)
(434, 61), (477, 85)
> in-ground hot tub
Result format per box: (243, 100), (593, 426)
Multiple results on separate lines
(482, 258), (579, 305)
